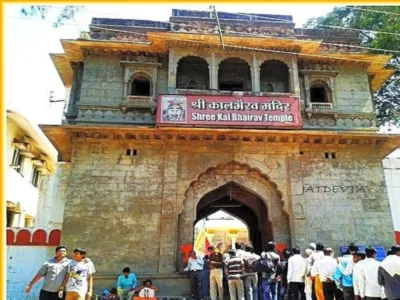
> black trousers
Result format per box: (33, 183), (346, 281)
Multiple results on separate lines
(322, 282), (344, 300)
(189, 270), (203, 299)
(365, 298), (381, 300)
(342, 287), (354, 300)
(39, 289), (65, 300)
(289, 282), (306, 300)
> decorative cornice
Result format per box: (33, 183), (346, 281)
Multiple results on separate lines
(170, 21), (295, 38)
(317, 44), (366, 54)
(40, 125), (400, 162)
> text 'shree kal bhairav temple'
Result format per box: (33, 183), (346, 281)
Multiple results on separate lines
(43, 9), (400, 295)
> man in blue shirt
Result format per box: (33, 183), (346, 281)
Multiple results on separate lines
(117, 267), (137, 300)
(332, 243), (359, 300)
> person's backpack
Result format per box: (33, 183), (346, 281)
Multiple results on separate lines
(243, 254), (258, 273)
(252, 252), (277, 273)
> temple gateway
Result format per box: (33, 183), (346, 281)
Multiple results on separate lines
(43, 9), (400, 295)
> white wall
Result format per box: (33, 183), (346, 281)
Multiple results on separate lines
(383, 155), (400, 233)
(6, 246), (55, 300)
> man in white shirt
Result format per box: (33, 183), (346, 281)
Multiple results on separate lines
(287, 246), (308, 300)
(311, 248), (343, 300)
(184, 250), (204, 300)
(354, 246), (382, 300)
(352, 251), (366, 300)
(235, 243), (247, 259)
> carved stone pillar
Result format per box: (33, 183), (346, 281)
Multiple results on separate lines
(152, 68), (158, 101)
(329, 76), (337, 107)
(291, 56), (301, 96)
(304, 75), (311, 108)
(168, 49), (177, 94)
(252, 54), (260, 95)
(123, 68), (131, 99)
(210, 52), (219, 93)
(159, 151), (179, 273)
(288, 68), (293, 93)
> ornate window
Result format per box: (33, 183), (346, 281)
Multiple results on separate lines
(310, 80), (332, 103)
(308, 80), (333, 110)
(130, 73), (151, 96)
(299, 63), (338, 111)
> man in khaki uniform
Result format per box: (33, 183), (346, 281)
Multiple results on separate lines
(208, 245), (224, 300)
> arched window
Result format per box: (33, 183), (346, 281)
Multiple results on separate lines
(176, 56), (209, 90)
(130, 74), (151, 96)
(260, 60), (289, 93)
(310, 80), (331, 103)
(218, 58), (251, 92)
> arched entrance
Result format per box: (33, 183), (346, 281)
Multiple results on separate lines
(196, 182), (271, 254)
(177, 161), (290, 270)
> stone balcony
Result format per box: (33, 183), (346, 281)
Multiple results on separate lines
(120, 95), (156, 113)
(310, 102), (334, 110)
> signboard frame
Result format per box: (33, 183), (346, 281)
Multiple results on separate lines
(156, 94), (302, 129)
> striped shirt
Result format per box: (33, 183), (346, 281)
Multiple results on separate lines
(226, 256), (244, 280)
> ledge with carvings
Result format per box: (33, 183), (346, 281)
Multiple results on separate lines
(302, 111), (377, 130)
(120, 95), (157, 113)
(170, 21), (295, 37)
(76, 105), (155, 125)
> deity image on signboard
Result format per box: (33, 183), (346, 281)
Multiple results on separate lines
(161, 96), (187, 122)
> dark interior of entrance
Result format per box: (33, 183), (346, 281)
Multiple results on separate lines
(196, 182), (271, 254)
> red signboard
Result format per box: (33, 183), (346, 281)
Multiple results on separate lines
(156, 95), (302, 129)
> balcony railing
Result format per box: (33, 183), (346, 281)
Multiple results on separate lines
(176, 89), (213, 95)
(310, 102), (333, 110)
(120, 95), (156, 112)
(175, 89), (254, 96)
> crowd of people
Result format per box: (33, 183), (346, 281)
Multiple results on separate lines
(182, 241), (400, 300)
(24, 242), (400, 300)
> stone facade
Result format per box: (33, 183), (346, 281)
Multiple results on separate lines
(68, 54), (377, 131)
(45, 8), (400, 296)
(53, 130), (396, 295)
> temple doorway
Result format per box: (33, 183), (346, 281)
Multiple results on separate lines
(177, 161), (291, 272)
(194, 182), (271, 255)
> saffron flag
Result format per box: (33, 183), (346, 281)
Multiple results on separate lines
(205, 237), (211, 255)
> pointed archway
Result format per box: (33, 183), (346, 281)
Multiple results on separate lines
(177, 161), (290, 270)
(196, 182), (271, 254)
